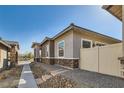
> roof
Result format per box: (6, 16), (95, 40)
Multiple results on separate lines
(52, 23), (74, 40)
(53, 23), (121, 42)
(102, 5), (122, 21)
(0, 37), (19, 49)
(73, 24), (121, 42)
(40, 37), (52, 46)
(0, 39), (11, 48)
(4, 40), (19, 49)
(40, 23), (121, 46)
(31, 42), (41, 48)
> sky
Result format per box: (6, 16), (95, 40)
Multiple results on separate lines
(0, 5), (122, 54)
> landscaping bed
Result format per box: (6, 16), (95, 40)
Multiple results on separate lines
(30, 62), (77, 88)
(0, 65), (23, 88)
(30, 62), (124, 88)
(38, 75), (77, 88)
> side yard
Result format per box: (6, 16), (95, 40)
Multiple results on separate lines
(30, 62), (124, 88)
(0, 65), (23, 88)
(30, 62), (79, 88)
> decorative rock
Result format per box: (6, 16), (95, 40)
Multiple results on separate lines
(39, 75), (77, 88)
(36, 78), (44, 85)
(42, 75), (52, 81)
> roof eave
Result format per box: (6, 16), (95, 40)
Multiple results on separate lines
(102, 5), (112, 10)
(31, 42), (40, 48)
(0, 40), (11, 49)
(40, 23), (121, 47)
(52, 25), (73, 40)
(73, 25), (121, 43)
(40, 37), (52, 46)
(102, 5), (122, 21)
(40, 24), (74, 45)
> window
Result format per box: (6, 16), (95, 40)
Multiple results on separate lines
(81, 39), (92, 48)
(95, 41), (106, 47)
(57, 40), (64, 57)
(45, 45), (49, 57)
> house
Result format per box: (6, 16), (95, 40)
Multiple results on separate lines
(5, 40), (19, 67)
(32, 23), (121, 68)
(31, 42), (41, 62)
(0, 39), (11, 69)
(0, 38), (19, 69)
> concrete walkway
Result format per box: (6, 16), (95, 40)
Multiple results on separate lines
(18, 62), (38, 88)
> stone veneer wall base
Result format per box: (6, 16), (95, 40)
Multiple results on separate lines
(41, 58), (54, 65)
(41, 58), (79, 68)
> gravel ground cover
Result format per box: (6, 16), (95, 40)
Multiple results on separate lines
(30, 62), (124, 88)
(0, 65), (23, 88)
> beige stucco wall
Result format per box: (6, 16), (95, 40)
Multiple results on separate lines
(41, 40), (54, 58)
(73, 31), (81, 58)
(41, 41), (49, 57)
(54, 30), (73, 58)
(0, 44), (8, 68)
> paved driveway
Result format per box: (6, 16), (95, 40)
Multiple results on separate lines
(36, 63), (124, 88)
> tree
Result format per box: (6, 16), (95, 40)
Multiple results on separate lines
(27, 52), (33, 59)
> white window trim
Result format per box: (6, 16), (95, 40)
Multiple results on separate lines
(57, 40), (65, 58)
(81, 38), (92, 48)
(95, 41), (106, 45)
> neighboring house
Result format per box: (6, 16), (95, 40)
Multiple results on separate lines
(31, 42), (41, 62)
(0, 39), (11, 69)
(5, 40), (19, 67)
(32, 23), (121, 68)
(0, 38), (19, 69)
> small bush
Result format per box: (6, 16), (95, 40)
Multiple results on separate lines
(0, 74), (7, 80)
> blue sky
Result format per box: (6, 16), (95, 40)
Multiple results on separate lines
(0, 5), (122, 54)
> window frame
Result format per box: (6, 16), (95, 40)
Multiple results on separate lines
(57, 40), (65, 58)
(95, 41), (106, 47)
(81, 38), (92, 48)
